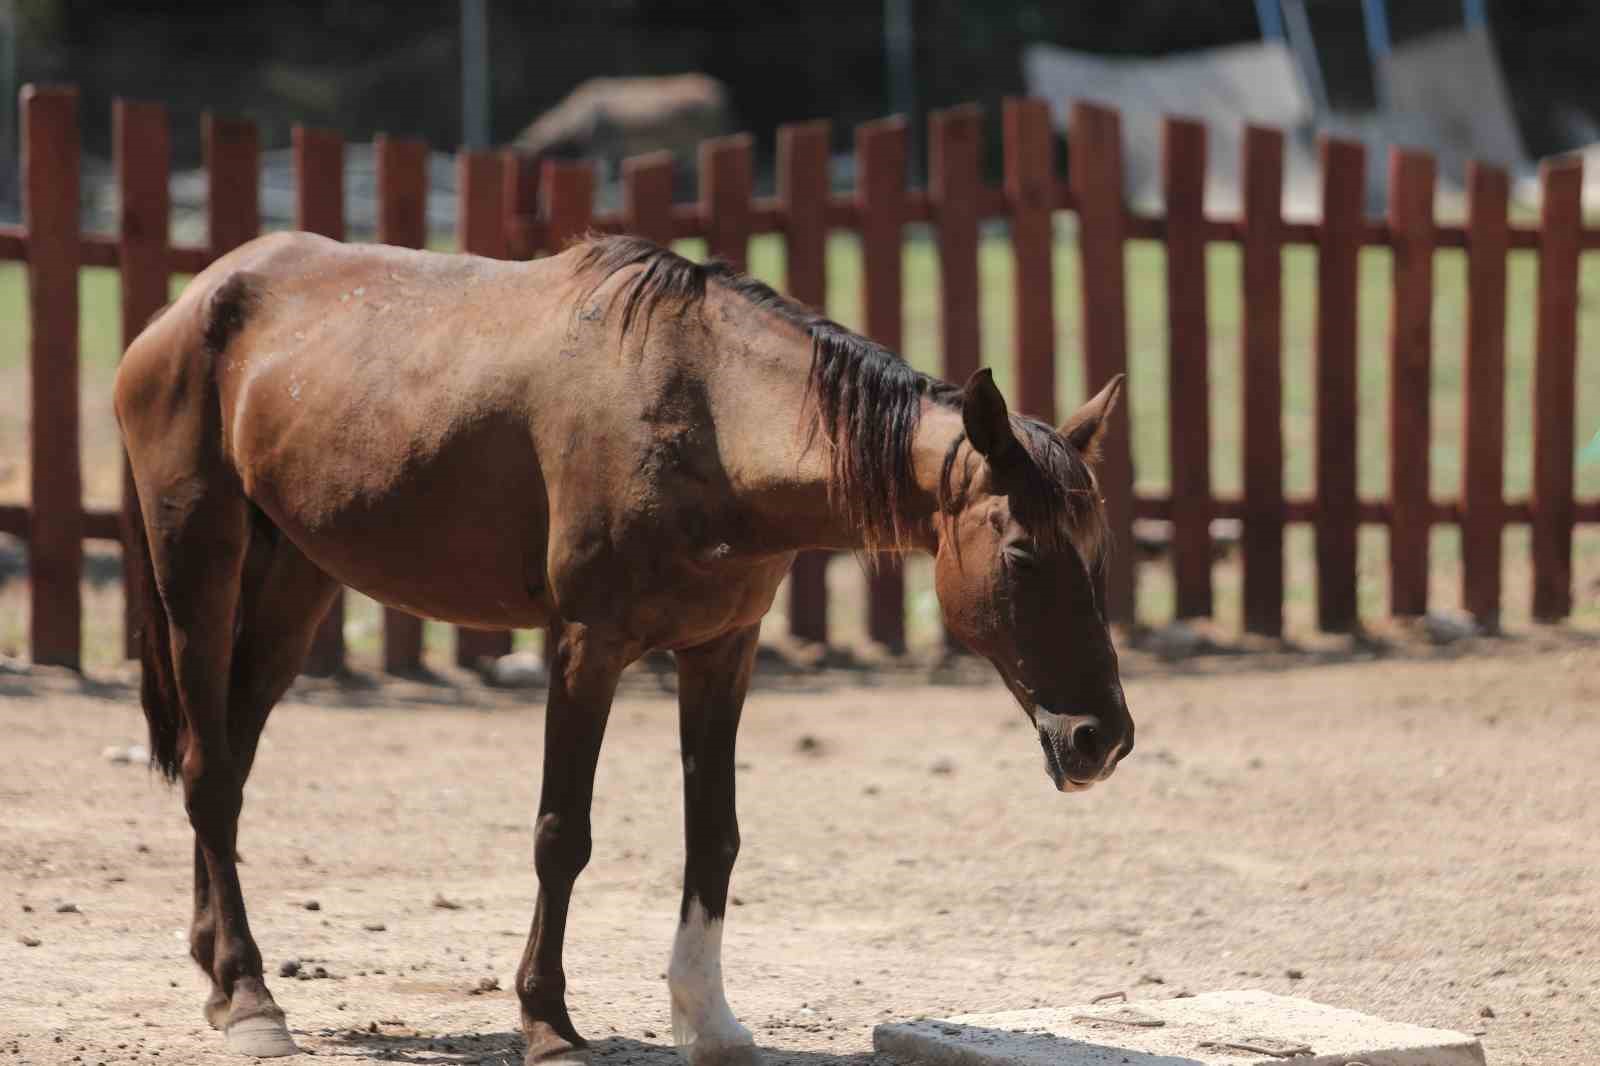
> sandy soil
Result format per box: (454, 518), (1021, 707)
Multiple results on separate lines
(1, 632), (1597, 1066)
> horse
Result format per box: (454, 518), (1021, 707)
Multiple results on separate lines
(114, 231), (1134, 1064)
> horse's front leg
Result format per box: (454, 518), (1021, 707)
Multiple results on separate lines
(517, 623), (629, 1066)
(669, 626), (761, 1066)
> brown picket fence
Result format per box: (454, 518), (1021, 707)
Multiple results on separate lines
(2, 84), (1597, 673)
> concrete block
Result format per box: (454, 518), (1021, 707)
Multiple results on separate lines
(873, 990), (1484, 1066)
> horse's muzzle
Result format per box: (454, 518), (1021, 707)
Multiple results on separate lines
(1037, 711), (1128, 791)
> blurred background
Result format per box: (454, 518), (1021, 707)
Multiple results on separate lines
(4, 1), (1600, 221)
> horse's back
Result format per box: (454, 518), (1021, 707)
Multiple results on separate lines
(120, 232), (577, 629)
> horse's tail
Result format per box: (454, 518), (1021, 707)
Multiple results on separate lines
(125, 450), (183, 783)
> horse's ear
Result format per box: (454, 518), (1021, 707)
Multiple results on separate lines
(961, 369), (1021, 466)
(1060, 374), (1125, 464)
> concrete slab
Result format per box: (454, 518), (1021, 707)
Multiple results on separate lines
(873, 990), (1485, 1066)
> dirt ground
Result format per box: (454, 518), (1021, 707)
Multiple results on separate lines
(1, 632), (1597, 1066)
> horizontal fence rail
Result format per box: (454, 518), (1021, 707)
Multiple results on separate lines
(2, 84), (1596, 672)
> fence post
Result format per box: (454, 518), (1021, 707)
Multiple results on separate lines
(701, 135), (753, 270)
(779, 120), (832, 646)
(205, 113), (259, 257)
(372, 135), (431, 674)
(23, 85), (82, 668)
(623, 151), (676, 247)
(1240, 125), (1285, 637)
(931, 105), (982, 387)
(1460, 162), (1509, 629)
(116, 99), (169, 662)
(1162, 116), (1213, 620)
(292, 125), (349, 676)
(1386, 148), (1436, 618)
(1003, 98), (1056, 423)
(1070, 101), (1135, 625)
(857, 116), (908, 654)
(1531, 157), (1581, 622)
(504, 150), (543, 259)
(1314, 137), (1364, 633)
(543, 158), (594, 250)
(454, 149), (515, 669)
(458, 148), (508, 259)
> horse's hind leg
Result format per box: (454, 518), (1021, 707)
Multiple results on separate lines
(189, 521), (339, 1046)
(135, 478), (294, 1057)
(669, 626), (761, 1066)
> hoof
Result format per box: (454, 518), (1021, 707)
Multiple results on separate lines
(524, 1026), (590, 1066)
(525, 1046), (591, 1066)
(226, 1013), (299, 1058)
(679, 1040), (762, 1066)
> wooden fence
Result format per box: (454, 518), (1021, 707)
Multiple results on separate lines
(2, 84), (1596, 672)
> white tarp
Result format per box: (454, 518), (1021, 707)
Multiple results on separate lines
(1023, 40), (1326, 218)
(1383, 23), (1526, 178)
(1024, 26), (1534, 219)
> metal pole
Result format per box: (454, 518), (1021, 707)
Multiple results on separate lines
(461, 0), (490, 149)
(0, 0), (16, 213)
(1462, 0), (1488, 29)
(1360, 0), (1393, 113)
(1254, 0), (1286, 42)
(884, 0), (919, 180)
(1280, 0), (1330, 119)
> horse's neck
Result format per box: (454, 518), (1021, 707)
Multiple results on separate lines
(708, 312), (960, 557)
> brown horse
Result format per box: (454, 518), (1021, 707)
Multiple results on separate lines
(114, 231), (1133, 1063)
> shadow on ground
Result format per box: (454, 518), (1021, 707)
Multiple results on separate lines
(1, 622), (1595, 715)
(319, 1030), (880, 1066)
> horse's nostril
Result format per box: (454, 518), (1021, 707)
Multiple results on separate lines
(1070, 721), (1102, 762)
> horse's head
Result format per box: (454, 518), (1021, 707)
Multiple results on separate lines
(935, 370), (1132, 792)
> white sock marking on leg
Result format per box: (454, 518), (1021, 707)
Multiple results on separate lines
(669, 899), (752, 1057)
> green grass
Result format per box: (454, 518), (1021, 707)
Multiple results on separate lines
(2, 228), (1597, 666)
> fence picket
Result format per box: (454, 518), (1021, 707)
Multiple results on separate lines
(23, 86), (83, 668)
(294, 126), (348, 676)
(779, 120), (832, 645)
(374, 135), (430, 674)
(1241, 125), (1285, 636)
(931, 105), (982, 388)
(858, 117), (909, 653)
(623, 152), (676, 246)
(1531, 157), (1582, 621)
(504, 151), (542, 260)
(1004, 98), (1056, 423)
(1070, 101), (1135, 624)
(1162, 116), (1212, 619)
(116, 99), (169, 661)
(1461, 163), (1509, 627)
(1315, 138), (1364, 632)
(454, 150), (514, 669)
(701, 136), (753, 270)
(1387, 149), (1436, 617)
(205, 114), (259, 257)
(543, 159), (594, 251)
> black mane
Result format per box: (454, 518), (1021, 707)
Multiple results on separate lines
(574, 234), (1105, 560)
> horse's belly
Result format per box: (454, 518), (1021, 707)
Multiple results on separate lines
(238, 402), (554, 630)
